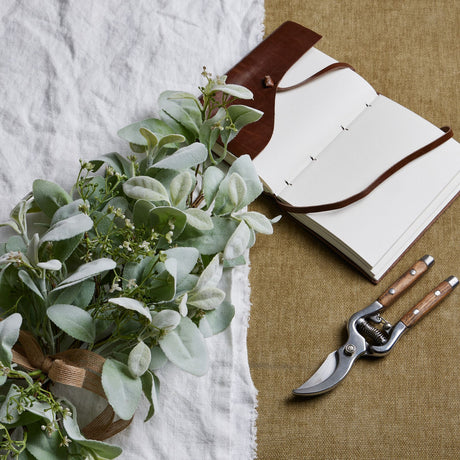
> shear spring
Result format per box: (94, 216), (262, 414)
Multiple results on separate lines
(356, 318), (388, 345)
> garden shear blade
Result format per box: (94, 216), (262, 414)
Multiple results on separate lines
(293, 255), (458, 397)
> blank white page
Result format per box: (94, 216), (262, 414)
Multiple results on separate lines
(280, 95), (460, 267)
(253, 47), (377, 195)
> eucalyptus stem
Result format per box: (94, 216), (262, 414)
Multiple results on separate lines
(47, 320), (56, 355)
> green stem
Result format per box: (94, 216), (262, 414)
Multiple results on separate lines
(72, 165), (85, 198)
(92, 338), (116, 355)
(47, 321), (56, 355)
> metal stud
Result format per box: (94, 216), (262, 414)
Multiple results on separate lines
(410, 269), (417, 276)
(389, 288), (396, 295)
(434, 290), (441, 296)
(344, 344), (356, 356)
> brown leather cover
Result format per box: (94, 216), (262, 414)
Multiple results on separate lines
(223, 22), (453, 215)
(224, 21), (321, 159)
(223, 20), (458, 283)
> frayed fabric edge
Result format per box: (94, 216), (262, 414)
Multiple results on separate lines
(232, 252), (259, 459)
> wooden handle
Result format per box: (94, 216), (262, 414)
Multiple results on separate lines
(400, 277), (458, 328)
(378, 255), (434, 309)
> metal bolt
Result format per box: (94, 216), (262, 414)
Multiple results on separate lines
(389, 288), (396, 295)
(410, 269), (417, 276)
(434, 290), (441, 296)
(344, 344), (356, 356)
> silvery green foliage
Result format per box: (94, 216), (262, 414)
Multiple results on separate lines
(0, 72), (276, 458)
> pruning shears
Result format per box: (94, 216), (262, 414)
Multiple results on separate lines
(293, 255), (458, 397)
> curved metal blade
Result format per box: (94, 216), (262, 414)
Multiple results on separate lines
(293, 343), (365, 396)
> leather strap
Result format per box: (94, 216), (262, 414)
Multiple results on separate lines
(225, 22), (322, 159)
(275, 126), (453, 214)
(277, 62), (355, 93)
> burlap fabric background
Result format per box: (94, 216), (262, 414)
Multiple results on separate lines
(248, 1), (459, 459)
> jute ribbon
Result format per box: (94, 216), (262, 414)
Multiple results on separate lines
(11, 329), (132, 441)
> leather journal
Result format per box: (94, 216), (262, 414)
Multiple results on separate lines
(215, 21), (460, 282)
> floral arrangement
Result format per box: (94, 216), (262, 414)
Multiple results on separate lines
(0, 71), (276, 459)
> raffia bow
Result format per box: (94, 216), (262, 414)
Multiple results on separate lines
(11, 329), (131, 441)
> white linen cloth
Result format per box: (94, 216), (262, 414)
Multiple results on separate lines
(0, 1), (264, 458)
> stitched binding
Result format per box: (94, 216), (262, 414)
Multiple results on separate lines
(275, 126), (453, 214)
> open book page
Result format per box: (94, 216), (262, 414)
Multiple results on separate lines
(299, 154), (459, 279)
(253, 47), (377, 195)
(371, 169), (459, 277)
(280, 95), (460, 273)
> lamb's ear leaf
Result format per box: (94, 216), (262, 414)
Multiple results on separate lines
(36, 259), (62, 271)
(123, 176), (170, 203)
(108, 297), (152, 322)
(52, 234), (84, 262)
(162, 247), (199, 282)
(48, 280), (95, 308)
(158, 134), (186, 149)
(46, 304), (96, 343)
(18, 270), (44, 300)
(150, 206), (187, 241)
(194, 253), (222, 291)
(184, 209), (214, 231)
(141, 370), (160, 422)
(226, 154), (263, 207)
(0, 313), (22, 374)
(223, 221), (251, 260)
(118, 118), (175, 146)
(148, 346), (168, 371)
(139, 128), (159, 151)
(90, 152), (133, 177)
(151, 309), (181, 331)
(54, 258), (116, 291)
(132, 199), (155, 228)
(61, 400), (123, 458)
(159, 317), (208, 376)
(227, 173), (247, 209)
(40, 213), (93, 244)
(199, 301), (235, 337)
(169, 171), (193, 206)
(177, 216), (238, 255)
(210, 83), (253, 99)
(187, 287), (225, 310)
(32, 179), (72, 218)
(102, 359), (142, 420)
(50, 200), (86, 226)
(159, 90), (202, 140)
(203, 166), (226, 206)
(154, 143), (207, 170)
(199, 107), (226, 151)
(25, 423), (68, 460)
(128, 341), (151, 378)
(220, 104), (263, 145)
(240, 211), (274, 234)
